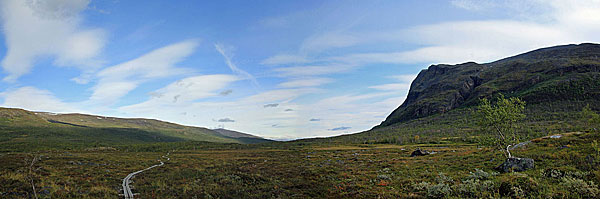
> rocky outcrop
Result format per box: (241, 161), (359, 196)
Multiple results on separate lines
(379, 62), (486, 126)
(495, 157), (535, 173)
(410, 148), (435, 157)
(377, 43), (600, 128)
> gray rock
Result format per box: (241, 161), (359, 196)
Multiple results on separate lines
(495, 157), (535, 173)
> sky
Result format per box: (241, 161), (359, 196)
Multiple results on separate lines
(0, 0), (599, 140)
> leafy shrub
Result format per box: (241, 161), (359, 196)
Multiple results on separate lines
(427, 183), (452, 199)
(455, 179), (497, 198)
(411, 181), (431, 192)
(559, 177), (599, 198)
(467, 169), (497, 180)
(543, 168), (591, 180)
(410, 173), (454, 198)
(435, 172), (454, 184)
(498, 173), (539, 198)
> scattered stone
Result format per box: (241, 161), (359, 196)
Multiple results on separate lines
(495, 157), (535, 173)
(377, 174), (392, 180)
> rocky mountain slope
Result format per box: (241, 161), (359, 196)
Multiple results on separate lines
(378, 43), (600, 127)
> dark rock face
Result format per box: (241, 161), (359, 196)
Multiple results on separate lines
(377, 43), (600, 127)
(410, 148), (431, 157)
(495, 157), (535, 173)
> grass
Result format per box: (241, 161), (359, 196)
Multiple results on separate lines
(1, 129), (598, 198)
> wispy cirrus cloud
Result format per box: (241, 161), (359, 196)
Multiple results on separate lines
(369, 74), (417, 92)
(215, 43), (258, 86)
(89, 40), (199, 105)
(277, 78), (333, 88)
(117, 74), (239, 113)
(261, 54), (309, 66)
(0, 0), (106, 82)
(273, 64), (356, 77)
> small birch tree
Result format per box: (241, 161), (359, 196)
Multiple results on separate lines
(477, 94), (526, 158)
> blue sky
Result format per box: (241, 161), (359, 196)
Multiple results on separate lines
(1, 0), (599, 139)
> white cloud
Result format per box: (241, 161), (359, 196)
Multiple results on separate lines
(147, 75), (239, 103)
(274, 64), (356, 77)
(369, 83), (411, 91)
(399, 20), (579, 64)
(215, 43), (258, 86)
(299, 31), (359, 53)
(368, 73), (416, 94)
(411, 0), (600, 64)
(264, 0), (600, 72)
(89, 40), (199, 105)
(0, 87), (79, 113)
(261, 54), (309, 65)
(390, 74), (418, 83)
(117, 87), (323, 138)
(241, 88), (321, 104)
(288, 92), (403, 137)
(277, 78), (333, 88)
(0, 0), (106, 82)
(118, 74), (239, 115)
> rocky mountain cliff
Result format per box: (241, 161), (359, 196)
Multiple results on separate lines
(378, 43), (600, 127)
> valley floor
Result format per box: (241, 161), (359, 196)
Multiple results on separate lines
(1, 131), (599, 198)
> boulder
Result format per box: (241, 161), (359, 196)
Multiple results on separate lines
(410, 148), (430, 157)
(495, 157), (535, 173)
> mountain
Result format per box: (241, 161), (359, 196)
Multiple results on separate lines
(0, 107), (271, 151)
(378, 43), (600, 127)
(302, 43), (600, 145)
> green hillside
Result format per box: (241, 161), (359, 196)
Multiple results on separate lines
(0, 107), (270, 151)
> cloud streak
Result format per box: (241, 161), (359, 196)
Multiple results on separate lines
(215, 43), (258, 87)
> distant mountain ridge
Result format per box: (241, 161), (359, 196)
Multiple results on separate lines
(378, 43), (600, 127)
(212, 128), (262, 139)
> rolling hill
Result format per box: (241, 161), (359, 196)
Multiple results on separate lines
(0, 107), (270, 151)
